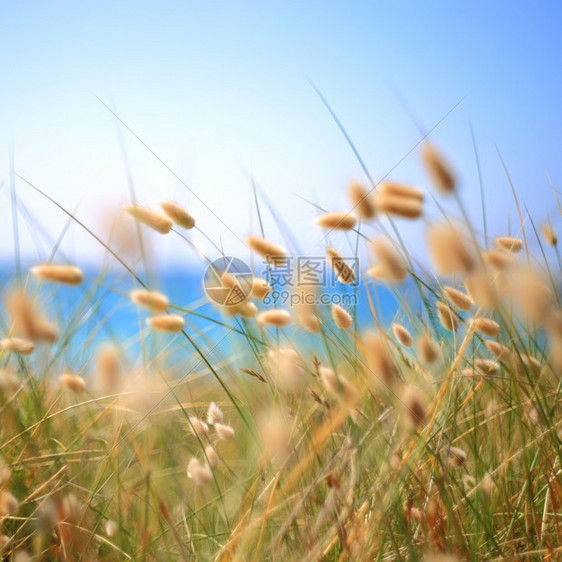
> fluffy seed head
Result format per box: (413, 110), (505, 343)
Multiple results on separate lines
(59, 373), (85, 394)
(31, 264), (83, 285)
(298, 311), (320, 333)
(146, 314), (184, 332)
(268, 348), (304, 392)
(436, 302), (458, 331)
(331, 304), (352, 329)
(105, 520), (118, 538)
(473, 358), (500, 376)
(373, 192), (423, 219)
(214, 423), (235, 440)
(326, 247), (355, 284)
(319, 366), (357, 405)
(130, 289), (169, 312)
(187, 458), (213, 485)
(495, 236), (522, 253)
(0, 491), (18, 515)
(363, 332), (397, 386)
(245, 235), (287, 266)
(520, 354), (541, 373)
(314, 211), (357, 230)
(443, 286), (473, 311)
(379, 181), (424, 201)
(257, 309), (291, 327)
(205, 445), (219, 467)
(371, 238), (407, 282)
(427, 224), (475, 275)
(472, 317), (499, 338)
(483, 249), (517, 270)
(206, 402), (224, 425)
(401, 385), (426, 428)
(94, 345), (121, 390)
(447, 446), (467, 467)
(392, 323), (412, 347)
(485, 340), (510, 361)
(251, 277), (270, 300)
(124, 204), (172, 234)
(416, 334), (441, 364)
(420, 142), (456, 193)
(0, 337), (34, 355)
(0, 369), (19, 394)
(159, 200), (195, 229)
(541, 224), (557, 246)
(464, 273), (497, 310)
(347, 180), (375, 219)
(189, 416), (209, 437)
(6, 290), (58, 343)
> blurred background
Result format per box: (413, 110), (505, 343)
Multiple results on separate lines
(1, 0), (561, 272)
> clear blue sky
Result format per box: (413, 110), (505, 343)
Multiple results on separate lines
(1, 1), (561, 267)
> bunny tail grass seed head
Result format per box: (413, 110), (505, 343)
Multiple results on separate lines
(485, 340), (511, 361)
(206, 402), (224, 425)
(94, 345), (121, 390)
(401, 385), (426, 429)
(314, 211), (357, 230)
(319, 366), (357, 405)
(245, 235), (287, 266)
(0, 491), (18, 516)
(257, 309), (291, 327)
(214, 423), (235, 440)
(146, 314), (184, 332)
(31, 264), (83, 285)
(187, 458), (212, 486)
(130, 289), (169, 312)
(0, 368), (19, 394)
(59, 373), (85, 394)
(159, 200), (195, 229)
(298, 311), (321, 333)
(472, 317), (500, 338)
(7, 290), (58, 343)
(251, 277), (271, 300)
(347, 180), (375, 219)
(371, 238), (407, 282)
(379, 181), (424, 202)
(541, 223), (557, 246)
(443, 286), (473, 311)
(189, 416), (209, 437)
(124, 204), (172, 234)
(392, 323), (413, 347)
(363, 332), (398, 386)
(104, 520), (118, 538)
(436, 301), (458, 331)
(416, 334), (441, 364)
(483, 249), (517, 270)
(473, 358), (500, 377)
(427, 224), (475, 275)
(205, 445), (219, 468)
(420, 142), (456, 193)
(327, 247), (355, 284)
(495, 236), (523, 253)
(0, 337), (34, 355)
(331, 304), (352, 329)
(373, 192), (423, 219)
(446, 446), (467, 468)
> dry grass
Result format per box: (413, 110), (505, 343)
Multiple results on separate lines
(1, 132), (561, 562)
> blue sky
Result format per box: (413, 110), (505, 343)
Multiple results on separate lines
(1, 1), (561, 268)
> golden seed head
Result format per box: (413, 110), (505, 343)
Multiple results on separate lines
(401, 385), (426, 428)
(371, 238), (407, 282)
(485, 340), (510, 360)
(464, 273), (497, 310)
(363, 332), (397, 386)
(146, 314), (184, 332)
(473, 358), (500, 376)
(331, 304), (352, 330)
(59, 373), (85, 394)
(130, 289), (169, 312)
(94, 345), (121, 390)
(373, 192), (423, 219)
(207, 402), (224, 425)
(416, 334), (441, 364)
(443, 286), (473, 311)
(447, 446), (467, 467)
(250, 277), (270, 300)
(6, 290), (58, 343)
(495, 236), (522, 253)
(257, 309), (291, 327)
(0, 337), (34, 355)
(436, 301), (458, 331)
(298, 311), (321, 333)
(314, 211), (357, 230)
(483, 249), (517, 270)
(189, 416), (209, 437)
(541, 223), (557, 246)
(0, 491), (18, 516)
(124, 204), (173, 234)
(31, 264), (83, 285)
(326, 247), (355, 284)
(205, 445), (219, 468)
(347, 180), (375, 219)
(159, 200), (195, 229)
(214, 423), (235, 440)
(379, 180), (424, 202)
(187, 458), (213, 486)
(391, 323), (413, 347)
(472, 317), (499, 338)
(427, 224), (475, 276)
(245, 235), (287, 266)
(420, 142), (456, 193)
(104, 520), (118, 538)
(319, 366), (357, 404)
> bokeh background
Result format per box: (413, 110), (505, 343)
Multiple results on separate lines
(1, 1), (561, 269)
